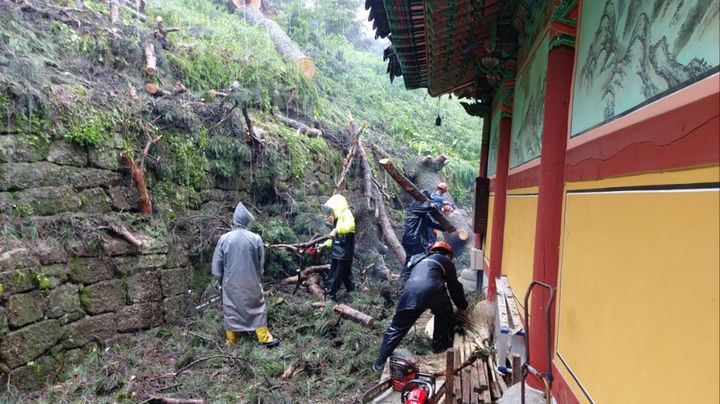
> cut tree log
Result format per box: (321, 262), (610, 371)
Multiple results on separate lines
(228, 0), (261, 10)
(145, 82), (188, 97)
(378, 158), (461, 236)
(280, 264), (331, 284)
(234, 7), (315, 79)
(100, 224), (144, 248)
(306, 274), (325, 298)
(144, 43), (156, 75)
(276, 114), (322, 137)
(334, 304), (373, 327)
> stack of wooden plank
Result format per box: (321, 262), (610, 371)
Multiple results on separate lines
(448, 335), (507, 403)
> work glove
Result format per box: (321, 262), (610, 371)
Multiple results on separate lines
(329, 228), (338, 238)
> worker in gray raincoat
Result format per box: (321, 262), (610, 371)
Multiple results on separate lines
(212, 202), (279, 348)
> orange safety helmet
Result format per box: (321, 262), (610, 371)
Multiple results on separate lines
(429, 241), (453, 256)
(436, 182), (449, 192)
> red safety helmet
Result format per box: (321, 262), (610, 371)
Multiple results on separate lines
(429, 241), (453, 256)
(436, 182), (449, 192)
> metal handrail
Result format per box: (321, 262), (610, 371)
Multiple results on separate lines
(521, 281), (556, 404)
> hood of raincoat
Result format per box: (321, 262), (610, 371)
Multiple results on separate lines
(323, 194), (349, 217)
(233, 202), (255, 229)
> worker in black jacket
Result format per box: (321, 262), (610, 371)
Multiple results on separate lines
(401, 192), (442, 275)
(373, 241), (468, 372)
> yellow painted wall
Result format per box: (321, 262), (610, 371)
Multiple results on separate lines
(556, 167), (720, 403)
(484, 193), (495, 262)
(501, 189), (538, 304)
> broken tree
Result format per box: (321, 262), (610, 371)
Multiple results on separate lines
(379, 158), (469, 253)
(120, 134), (163, 216)
(409, 155), (473, 254)
(232, 6), (315, 79)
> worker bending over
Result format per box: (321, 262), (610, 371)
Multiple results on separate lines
(373, 241), (467, 372)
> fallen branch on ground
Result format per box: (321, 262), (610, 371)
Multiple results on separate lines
(306, 274), (325, 298)
(334, 304), (373, 327)
(276, 114), (322, 137)
(98, 224), (144, 248)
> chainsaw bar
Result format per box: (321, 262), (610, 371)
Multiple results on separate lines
(361, 377), (393, 403)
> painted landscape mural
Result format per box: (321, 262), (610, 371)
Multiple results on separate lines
(510, 33), (548, 169)
(571, 0), (720, 136)
(487, 108), (501, 176)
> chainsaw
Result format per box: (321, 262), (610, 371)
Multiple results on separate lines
(361, 356), (436, 403)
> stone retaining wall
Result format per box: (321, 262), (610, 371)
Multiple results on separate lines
(0, 132), (335, 389)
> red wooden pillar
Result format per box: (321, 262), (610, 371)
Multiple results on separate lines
(476, 115), (491, 249)
(487, 116), (511, 301)
(528, 44), (575, 383)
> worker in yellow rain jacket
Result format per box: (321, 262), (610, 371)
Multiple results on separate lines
(318, 194), (356, 301)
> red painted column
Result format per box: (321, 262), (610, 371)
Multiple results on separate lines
(476, 115), (491, 249)
(528, 45), (575, 385)
(487, 116), (511, 301)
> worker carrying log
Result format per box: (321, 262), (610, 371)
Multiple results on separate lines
(372, 241), (468, 372)
(401, 191), (442, 271)
(316, 194), (356, 301)
(425, 182), (453, 248)
(211, 202), (280, 348)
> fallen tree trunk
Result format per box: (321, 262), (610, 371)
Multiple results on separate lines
(355, 139), (404, 266)
(280, 264), (331, 284)
(144, 43), (156, 76)
(233, 7), (315, 79)
(378, 158), (459, 234)
(334, 304), (373, 327)
(276, 114), (322, 137)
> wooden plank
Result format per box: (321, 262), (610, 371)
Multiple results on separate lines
(500, 276), (525, 335)
(445, 349), (455, 404)
(462, 367), (472, 404)
(486, 357), (501, 401)
(477, 358), (491, 403)
(496, 278), (510, 331)
(470, 362), (482, 404)
(454, 349), (462, 402)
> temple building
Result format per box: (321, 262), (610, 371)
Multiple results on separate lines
(366, 0), (719, 402)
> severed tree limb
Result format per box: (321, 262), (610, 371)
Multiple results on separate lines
(121, 134), (162, 216)
(280, 264), (331, 284)
(281, 364), (297, 380)
(334, 304), (373, 327)
(357, 140), (375, 211)
(98, 224), (144, 248)
(333, 121), (361, 193)
(145, 398), (204, 404)
(378, 158), (459, 234)
(267, 235), (330, 251)
(241, 103), (265, 152)
(144, 43), (156, 75)
(145, 82), (187, 97)
(276, 114), (322, 137)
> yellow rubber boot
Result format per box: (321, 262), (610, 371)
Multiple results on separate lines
(225, 330), (238, 346)
(256, 327), (279, 348)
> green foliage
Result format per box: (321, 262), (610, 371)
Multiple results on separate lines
(146, 0), (317, 111)
(65, 113), (111, 148)
(157, 132), (210, 189)
(34, 273), (51, 292)
(205, 135), (250, 179)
